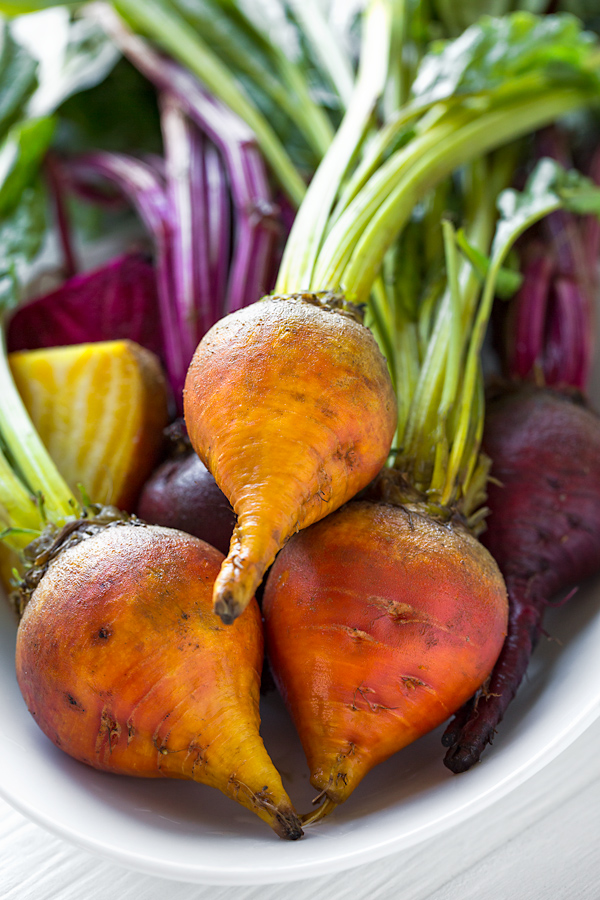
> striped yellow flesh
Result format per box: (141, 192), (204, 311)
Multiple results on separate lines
(9, 340), (168, 511)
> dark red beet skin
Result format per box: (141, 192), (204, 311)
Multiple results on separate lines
(443, 385), (600, 772)
(137, 451), (236, 556)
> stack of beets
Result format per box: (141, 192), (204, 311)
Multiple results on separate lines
(9, 80), (600, 782)
(128, 133), (600, 782)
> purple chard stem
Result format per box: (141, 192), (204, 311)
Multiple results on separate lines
(66, 152), (187, 406)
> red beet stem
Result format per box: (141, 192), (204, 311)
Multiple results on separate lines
(443, 385), (600, 772)
(506, 248), (554, 382)
(504, 128), (597, 391)
(44, 152), (78, 279)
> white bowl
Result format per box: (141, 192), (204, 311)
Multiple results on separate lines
(0, 536), (599, 884)
(1, 295), (599, 885)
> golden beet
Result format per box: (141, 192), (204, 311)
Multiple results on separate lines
(9, 340), (168, 511)
(184, 294), (397, 623)
(263, 501), (508, 820)
(16, 523), (302, 840)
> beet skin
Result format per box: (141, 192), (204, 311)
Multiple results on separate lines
(137, 451), (236, 556)
(443, 385), (600, 772)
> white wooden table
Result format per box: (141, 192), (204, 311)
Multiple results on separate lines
(2, 715), (598, 899)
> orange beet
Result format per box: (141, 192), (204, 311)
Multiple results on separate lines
(263, 500), (508, 820)
(16, 522), (302, 840)
(183, 293), (398, 624)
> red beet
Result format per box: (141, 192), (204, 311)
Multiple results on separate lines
(137, 450), (236, 556)
(443, 384), (600, 772)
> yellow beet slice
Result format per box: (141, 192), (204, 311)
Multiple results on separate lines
(9, 340), (168, 511)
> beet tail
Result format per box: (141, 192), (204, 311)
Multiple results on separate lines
(442, 577), (543, 772)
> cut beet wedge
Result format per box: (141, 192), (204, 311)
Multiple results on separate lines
(9, 340), (169, 511)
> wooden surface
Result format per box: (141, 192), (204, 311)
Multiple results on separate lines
(1, 716), (598, 899)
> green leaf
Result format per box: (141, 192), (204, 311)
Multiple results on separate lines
(0, 21), (38, 131)
(12, 9), (120, 117)
(172, 0), (335, 159)
(0, 179), (46, 264)
(555, 169), (600, 214)
(0, 271), (17, 309)
(0, 113), (52, 312)
(491, 156), (600, 264)
(450, 157), (600, 308)
(413, 12), (599, 104)
(0, 179), (47, 311)
(0, 2), (80, 13)
(0, 114), (54, 215)
(455, 227), (523, 298)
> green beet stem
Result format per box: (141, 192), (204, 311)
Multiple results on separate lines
(0, 326), (78, 545)
(336, 87), (594, 303)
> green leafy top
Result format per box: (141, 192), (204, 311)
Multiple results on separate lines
(387, 157), (600, 524)
(272, 7), (600, 518)
(414, 11), (600, 104)
(275, 11), (600, 306)
(0, 21), (37, 129)
(15, 8), (119, 117)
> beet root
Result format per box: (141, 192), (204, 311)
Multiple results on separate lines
(16, 521), (302, 840)
(263, 500), (508, 820)
(443, 385), (600, 773)
(137, 449), (236, 556)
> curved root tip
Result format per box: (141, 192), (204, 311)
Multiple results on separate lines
(443, 735), (489, 773)
(300, 797), (338, 826)
(443, 716), (497, 773)
(214, 593), (247, 625)
(274, 809), (304, 841)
